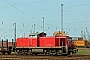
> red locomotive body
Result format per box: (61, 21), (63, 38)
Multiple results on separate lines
(40, 37), (56, 47)
(16, 32), (77, 55)
(17, 38), (30, 47)
(39, 36), (68, 47)
(16, 37), (37, 47)
(31, 38), (37, 47)
(55, 36), (67, 47)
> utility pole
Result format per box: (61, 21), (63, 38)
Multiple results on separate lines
(24, 33), (25, 37)
(42, 17), (44, 32)
(13, 23), (16, 53)
(86, 27), (90, 40)
(34, 24), (35, 33)
(31, 30), (32, 33)
(81, 30), (83, 38)
(61, 4), (63, 32)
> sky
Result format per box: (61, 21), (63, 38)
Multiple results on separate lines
(0, 0), (90, 41)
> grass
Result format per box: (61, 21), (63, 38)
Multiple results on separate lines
(76, 48), (90, 55)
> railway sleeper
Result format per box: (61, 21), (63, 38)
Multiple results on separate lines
(1, 51), (11, 55)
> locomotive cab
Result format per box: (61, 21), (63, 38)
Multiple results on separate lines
(37, 32), (47, 37)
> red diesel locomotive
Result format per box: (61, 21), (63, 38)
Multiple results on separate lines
(16, 32), (77, 55)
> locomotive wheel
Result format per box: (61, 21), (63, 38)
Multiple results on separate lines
(72, 50), (76, 54)
(74, 50), (76, 53)
(35, 53), (38, 55)
(28, 50), (31, 55)
(18, 52), (21, 55)
(7, 51), (11, 55)
(46, 52), (51, 56)
(21, 51), (24, 55)
(68, 52), (71, 55)
(18, 51), (23, 55)
(2, 52), (5, 55)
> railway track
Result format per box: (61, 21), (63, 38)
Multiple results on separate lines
(0, 55), (90, 60)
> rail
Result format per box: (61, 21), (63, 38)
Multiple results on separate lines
(0, 55), (90, 60)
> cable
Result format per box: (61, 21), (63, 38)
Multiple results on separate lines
(3, 0), (90, 33)
(14, 0), (42, 6)
(4, 0), (57, 28)
(0, 0), (42, 8)
(1, 1), (89, 17)
(4, 0), (42, 22)
(65, 3), (90, 8)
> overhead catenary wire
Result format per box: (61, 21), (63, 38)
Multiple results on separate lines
(0, 0), (90, 39)
(4, 0), (50, 31)
(65, 3), (90, 8)
(1, 0), (89, 19)
(2, 0), (90, 8)
(1, 0), (90, 14)
(4, 0), (41, 22)
(0, 0), (42, 8)
(2, 0), (90, 34)
(4, 0), (57, 27)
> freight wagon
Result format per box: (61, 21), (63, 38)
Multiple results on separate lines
(73, 40), (88, 48)
(72, 37), (88, 48)
(0, 39), (13, 54)
(16, 32), (77, 55)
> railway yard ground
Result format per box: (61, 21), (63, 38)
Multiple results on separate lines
(76, 48), (90, 55)
(0, 48), (90, 60)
